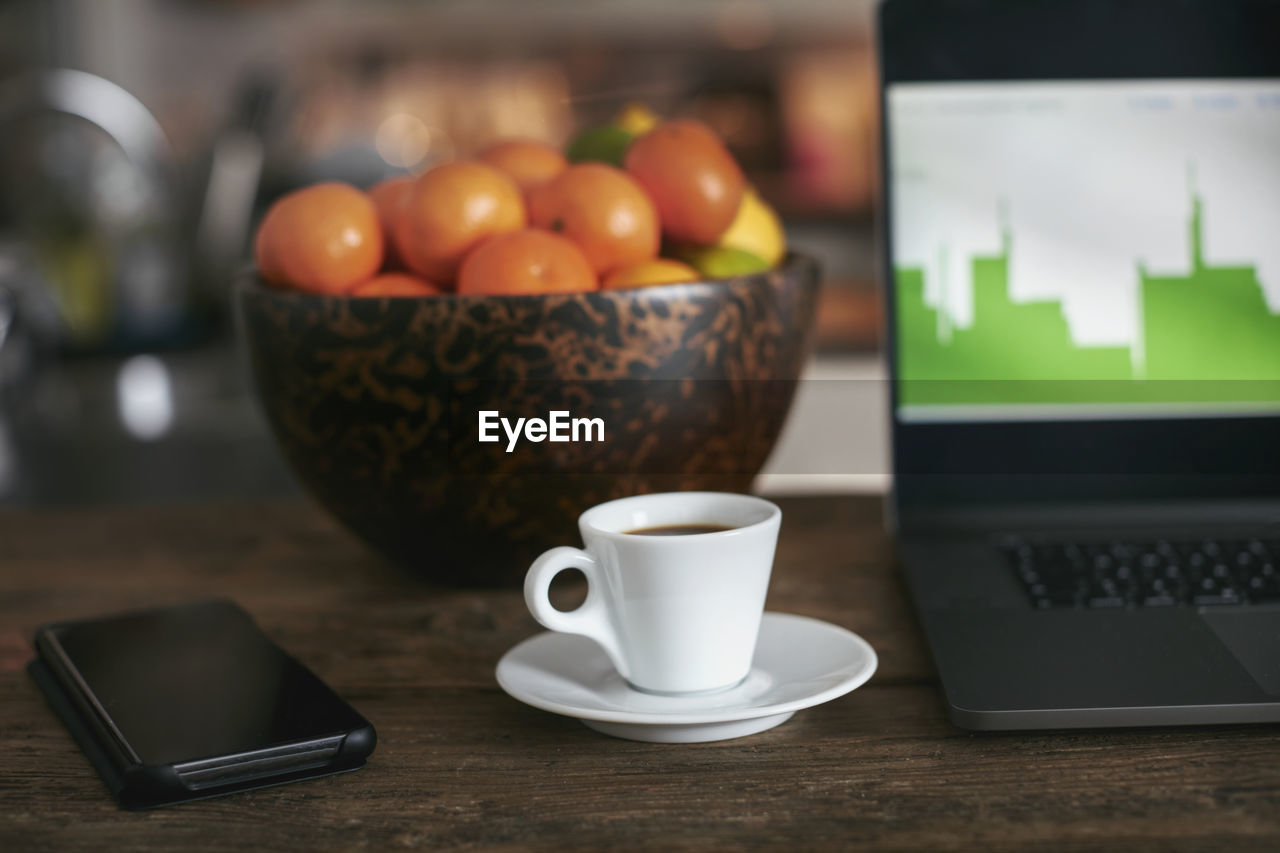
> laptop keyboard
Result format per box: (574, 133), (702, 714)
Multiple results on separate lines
(1003, 537), (1280, 609)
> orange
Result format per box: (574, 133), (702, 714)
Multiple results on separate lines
(368, 175), (415, 269)
(528, 163), (659, 276)
(624, 119), (746, 245)
(478, 139), (568, 193)
(254, 182), (383, 294)
(456, 229), (597, 296)
(602, 258), (699, 290)
(350, 273), (443, 297)
(394, 161), (526, 285)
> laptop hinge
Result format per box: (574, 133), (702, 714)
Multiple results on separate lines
(895, 498), (1280, 538)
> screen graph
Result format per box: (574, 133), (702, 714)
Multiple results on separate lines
(889, 81), (1280, 420)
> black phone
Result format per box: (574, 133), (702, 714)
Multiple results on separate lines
(29, 600), (375, 809)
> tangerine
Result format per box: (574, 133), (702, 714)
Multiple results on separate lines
(350, 272), (443, 297)
(528, 163), (660, 276)
(601, 258), (699, 290)
(368, 175), (415, 269)
(478, 139), (568, 193)
(253, 182), (383, 294)
(624, 119), (745, 245)
(395, 161), (526, 285)
(456, 229), (597, 296)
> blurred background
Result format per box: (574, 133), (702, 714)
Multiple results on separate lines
(0, 0), (886, 507)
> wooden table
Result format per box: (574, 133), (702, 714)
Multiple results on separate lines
(2, 496), (1278, 850)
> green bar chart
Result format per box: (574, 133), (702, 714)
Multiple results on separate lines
(896, 193), (1280, 407)
(888, 80), (1280, 416)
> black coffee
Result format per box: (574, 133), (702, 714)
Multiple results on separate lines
(625, 524), (734, 536)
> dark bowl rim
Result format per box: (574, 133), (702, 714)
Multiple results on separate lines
(235, 252), (819, 303)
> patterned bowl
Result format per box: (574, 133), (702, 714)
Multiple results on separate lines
(237, 253), (819, 586)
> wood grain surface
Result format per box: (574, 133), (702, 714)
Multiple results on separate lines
(2, 496), (1278, 851)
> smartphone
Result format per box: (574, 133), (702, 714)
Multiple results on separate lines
(29, 600), (375, 809)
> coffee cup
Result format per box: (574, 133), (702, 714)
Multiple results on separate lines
(523, 491), (781, 695)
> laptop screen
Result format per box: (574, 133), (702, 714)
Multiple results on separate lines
(887, 79), (1280, 423)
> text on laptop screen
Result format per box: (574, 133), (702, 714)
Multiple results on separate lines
(888, 80), (1280, 421)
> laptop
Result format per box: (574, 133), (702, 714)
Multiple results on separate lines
(877, 0), (1280, 729)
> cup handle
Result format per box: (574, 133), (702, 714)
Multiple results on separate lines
(524, 546), (628, 679)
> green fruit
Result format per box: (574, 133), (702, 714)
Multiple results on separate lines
(566, 126), (635, 168)
(674, 245), (770, 279)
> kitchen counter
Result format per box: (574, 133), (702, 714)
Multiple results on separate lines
(2, 496), (1278, 850)
(0, 347), (885, 506)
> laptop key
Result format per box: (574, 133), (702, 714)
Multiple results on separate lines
(1138, 578), (1182, 603)
(1006, 537), (1275, 610)
(1247, 575), (1280, 603)
(1139, 551), (1163, 571)
(1193, 590), (1242, 606)
(1249, 539), (1276, 558)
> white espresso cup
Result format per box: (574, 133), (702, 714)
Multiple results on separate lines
(524, 492), (781, 695)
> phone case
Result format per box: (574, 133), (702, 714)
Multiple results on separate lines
(28, 603), (376, 809)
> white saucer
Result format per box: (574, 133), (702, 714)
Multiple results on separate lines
(496, 612), (878, 743)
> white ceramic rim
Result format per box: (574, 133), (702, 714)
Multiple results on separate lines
(576, 491), (781, 545)
(495, 612), (879, 726)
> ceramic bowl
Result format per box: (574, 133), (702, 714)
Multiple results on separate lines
(237, 253), (819, 586)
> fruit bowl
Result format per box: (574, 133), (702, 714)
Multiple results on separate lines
(237, 253), (819, 587)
